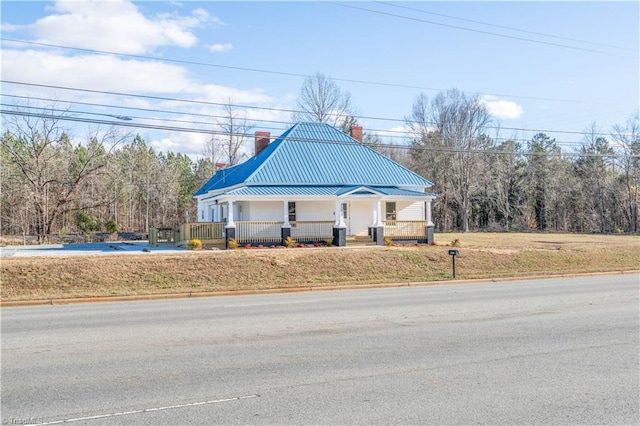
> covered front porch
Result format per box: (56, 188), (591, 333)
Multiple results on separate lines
(172, 218), (431, 247)
(175, 189), (435, 248)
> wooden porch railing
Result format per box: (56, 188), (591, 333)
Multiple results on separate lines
(384, 220), (427, 238)
(236, 221), (282, 243)
(176, 222), (225, 245)
(290, 221), (334, 241)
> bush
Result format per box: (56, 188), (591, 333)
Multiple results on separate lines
(324, 238), (334, 247)
(188, 239), (203, 249)
(284, 236), (297, 248)
(105, 219), (120, 234)
(76, 212), (98, 234)
(227, 238), (238, 250)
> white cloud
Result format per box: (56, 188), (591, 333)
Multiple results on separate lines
(198, 84), (274, 105)
(207, 43), (233, 53)
(375, 125), (413, 139)
(27, 0), (211, 54)
(1, 0), (292, 156)
(481, 96), (524, 120)
(1, 49), (192, 93)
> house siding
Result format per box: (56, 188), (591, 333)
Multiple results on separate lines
(296, 201), (335, 221)
(246, 201), (282, 222)
(397, 201), (425, 221)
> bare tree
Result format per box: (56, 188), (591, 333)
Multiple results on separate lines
(612, 113), (640, 232)
(415, 89), (492, 232)
(1, 102), (125, 242)
(203, 99), (253, 167)
(292, 72), (357, 132)
(575, 123), (615, 232)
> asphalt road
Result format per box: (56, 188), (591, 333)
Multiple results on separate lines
(2, 275), (638, 425)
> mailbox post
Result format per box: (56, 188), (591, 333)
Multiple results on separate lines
(448, 249), (459, 278)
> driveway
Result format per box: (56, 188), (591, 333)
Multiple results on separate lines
(0, 241), (190, 258)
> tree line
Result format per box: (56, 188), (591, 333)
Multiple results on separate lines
(1, 77), (639, 243)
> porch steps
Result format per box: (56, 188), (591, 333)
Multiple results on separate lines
(346, 236), (377, 246)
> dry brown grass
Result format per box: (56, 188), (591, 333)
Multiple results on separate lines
(1, 233), (638, 302)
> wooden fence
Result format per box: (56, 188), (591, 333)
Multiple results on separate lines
(174, 222), (225, 246)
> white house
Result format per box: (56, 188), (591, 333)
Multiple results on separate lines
(190, 122), (436, 247)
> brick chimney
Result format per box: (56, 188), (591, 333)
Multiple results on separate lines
(254, 131), (270, 156)
(350, 126), (363, 143)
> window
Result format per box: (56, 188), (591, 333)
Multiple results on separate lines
(288, 202), (296, 223)
(385, 202), (397, 221)
(342, 203), (348, 219)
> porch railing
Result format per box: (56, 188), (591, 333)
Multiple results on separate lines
(236, 221), (282, 243)
(384, 220), (426, 238)
(290, 221), (334, 241)
(176, 222), (225, 245)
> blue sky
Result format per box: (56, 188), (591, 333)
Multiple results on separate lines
(1, 1), (638, 157)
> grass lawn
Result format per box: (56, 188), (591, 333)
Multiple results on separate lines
(1, 232), (638, 303)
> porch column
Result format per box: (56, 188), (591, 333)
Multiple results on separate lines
(335, 201), (346, 228)
(225, 200), (236, 249)
(281, 199), (291, 245)
(369, 207), (377, 238)
(373, 199), (384, 245)
(226, 201), (235, 227)
(333, 200), (346, 247)
(426, 199), (435, 244)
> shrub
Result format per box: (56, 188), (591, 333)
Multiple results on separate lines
(189, 239), (203, 249)
(105, 219), (120, 234)
(384, 237), (394, 246)
(324, 238), (334, 247)
(284, 236), (297, 248)
(227, 238), (238, 250)
(58, 227), (68, 242)
(76, 212), (98, 234)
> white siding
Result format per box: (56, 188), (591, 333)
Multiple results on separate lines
(246, 201), (282, 221)
(396, 201), (425, 220)
(296, 201), (334, 221)
(236, 201), (250, 221)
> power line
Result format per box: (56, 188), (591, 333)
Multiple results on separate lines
(2, 38), (614, 105)
(1, 81), (616, 138)
(3, 109), (635, 160)
(1, 102), (597, 146)
(326, 1), (633, 57)
(0, 97), (293, 132)
(374, 1), (637, 52)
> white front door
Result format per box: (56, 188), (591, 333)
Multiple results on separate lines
(349, 201), (373, 236)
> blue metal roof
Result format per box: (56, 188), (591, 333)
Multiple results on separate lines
(225, 185), (344, 197)
(194, 122), (434, 196)
(203, 185), (434, 198)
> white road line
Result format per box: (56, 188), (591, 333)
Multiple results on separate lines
(37, 394), (259, 425)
